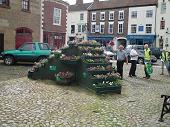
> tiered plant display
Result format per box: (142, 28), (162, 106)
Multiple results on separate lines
(77, 41), (121, 94)
(28, 41), (121, 94)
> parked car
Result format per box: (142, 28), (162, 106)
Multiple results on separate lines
(126, 50), (157, 64)
(0, 42), (51, 65)
(150, 47), (162, 59)
(111, 49), (157, 64)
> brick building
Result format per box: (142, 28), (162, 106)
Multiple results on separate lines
(88, 0), (129, 46)
(42, 0), (69, 49)
(0, 0), (41, 52)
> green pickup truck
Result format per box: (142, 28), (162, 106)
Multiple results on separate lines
(0, 42), (51, 65)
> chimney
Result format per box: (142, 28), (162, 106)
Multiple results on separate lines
(76, 0), (83, 5)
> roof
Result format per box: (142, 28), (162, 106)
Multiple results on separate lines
(88, 0), (157, 10)
(53, 0), (69, 6)
(69, 3), (92, 12)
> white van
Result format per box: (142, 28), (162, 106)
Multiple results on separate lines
(113, 37), (128, 50)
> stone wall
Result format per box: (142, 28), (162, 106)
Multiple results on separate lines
(0, 0), (41, 50)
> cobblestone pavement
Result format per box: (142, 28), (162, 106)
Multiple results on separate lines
(0, 61), (31, 81)
(0, 62), (170, 127)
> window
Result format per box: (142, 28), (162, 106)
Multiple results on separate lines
(80, 13), (84, 20)
(53, 8), (61, 25)
(78, 25), (86, 33)
(146, 10), (153, 18)
(131, 24), (137, 33)
(146, 24), (152, 33)
(138, 26), (144, 32)
(109, 11), (114, 20)
(161, 2), (166, 14)
(108, 22), (114, 34)
(100, 22), (105, 34)
(118, 22), (124, 34)
(22, 0), (30, 11)
(91, 23), (96, 33)
(92, 12), (96, 21)
(71, 25), (75, 34)
(20, 43), (35, 51)
(39, 43), (49, 50)
(160, 20), (165, 30)
(82, 25), (86, 32)
(119, 11), (124, 20)
(100, 12), (105, 20)
(0, 0), (9, 6)
(78, 25), (81, 32)
(131, 11), (137, 18)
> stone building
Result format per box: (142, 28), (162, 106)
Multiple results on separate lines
(0, 0), (41, 52)
(42, 0), (69, 49)
(127, 0), (157, 46)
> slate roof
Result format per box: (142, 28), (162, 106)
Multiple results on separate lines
(88, 0), (157, 10)
(69, 3), (92, 12)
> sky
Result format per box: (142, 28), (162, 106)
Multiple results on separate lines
(65, 0), (93, 5)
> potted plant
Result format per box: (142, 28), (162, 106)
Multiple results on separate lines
(55, 71), (74, 85)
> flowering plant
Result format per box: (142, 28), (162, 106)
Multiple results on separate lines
(60, 55), (80, 61)
(88, 65), (114, 71)
(56, 71), (74, 79)
(93, 72), (120, 79)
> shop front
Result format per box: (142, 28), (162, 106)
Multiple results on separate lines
(43, 31), (66, 50)
(127, 35), (156, 46)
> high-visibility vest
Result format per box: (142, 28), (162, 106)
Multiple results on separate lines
(162, 51), (169, 62)
(144, 48), (151, 61)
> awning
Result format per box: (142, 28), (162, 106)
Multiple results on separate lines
(126, 35), (156, 41)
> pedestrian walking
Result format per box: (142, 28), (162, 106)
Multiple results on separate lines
(129, 46), (138, 77)
(116, 45), (128, 79)
(143, 44), (152, 79)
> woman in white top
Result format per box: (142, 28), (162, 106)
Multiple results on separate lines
(129, 46), (138, 77)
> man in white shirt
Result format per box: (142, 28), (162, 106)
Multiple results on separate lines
(129, 46), (138, 77)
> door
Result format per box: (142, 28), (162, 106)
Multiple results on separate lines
(15, 27), (32, 49)
(16, 43), (36, 62)
(0, 33), (4, 53)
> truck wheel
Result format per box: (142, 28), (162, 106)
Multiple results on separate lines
(4, 56), (15, 65)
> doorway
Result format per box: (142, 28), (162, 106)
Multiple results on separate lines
(0, 33), (4, 53)
(15, 27), (33, 49)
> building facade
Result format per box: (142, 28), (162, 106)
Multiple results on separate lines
(127, 5), (157, 46)
(88, 0), (129, 46)
(156, 0), (170, 51)
(0, 0), (41, 52)
(67, 0), (92, 42)
(42, 0), (68, 49)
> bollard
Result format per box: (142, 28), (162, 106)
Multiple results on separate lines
(160, 60), (164, 75)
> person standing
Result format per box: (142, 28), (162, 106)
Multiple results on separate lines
(117, 45), (128, 79)
(143, 44), (151, 79)
(129, 46), (138, 77)
(160, 50), (169, 75)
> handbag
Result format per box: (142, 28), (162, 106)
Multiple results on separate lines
(145, 62), (153, 75)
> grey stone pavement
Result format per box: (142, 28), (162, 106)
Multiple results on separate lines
(0, 61), (170, 127)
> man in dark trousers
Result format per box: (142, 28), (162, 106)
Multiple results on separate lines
(117, 45), (128, 79)
(129, 46), (138, 77)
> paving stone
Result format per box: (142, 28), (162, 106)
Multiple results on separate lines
(0, 63), (170, 126)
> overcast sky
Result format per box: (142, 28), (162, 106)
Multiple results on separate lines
(65, 0), (93, 5)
